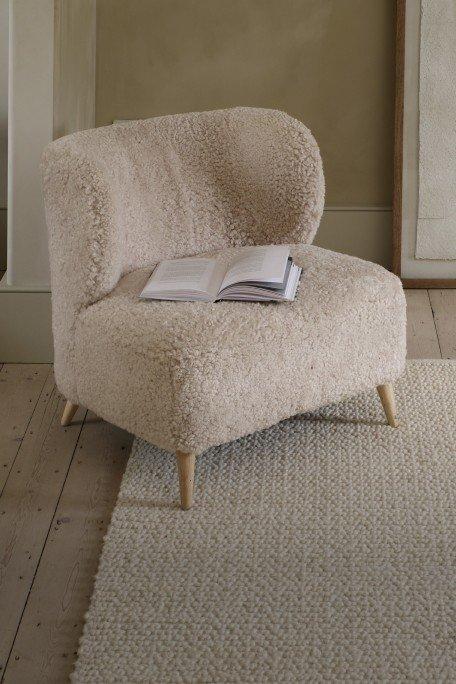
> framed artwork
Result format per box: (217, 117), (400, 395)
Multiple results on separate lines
(392, 0), (456, 287)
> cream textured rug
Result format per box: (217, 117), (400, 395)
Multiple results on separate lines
(73, 361), (456, 682)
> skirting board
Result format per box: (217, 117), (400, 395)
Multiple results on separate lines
(402, 278), (456, 289)
(0, 289), (53, 362)
(0, 209), (392, 362)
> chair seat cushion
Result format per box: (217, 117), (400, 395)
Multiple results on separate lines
(75, 245), (406, 454)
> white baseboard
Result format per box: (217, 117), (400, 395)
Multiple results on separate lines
(0, 208), (392, 363)
(0, 279), (53, 362)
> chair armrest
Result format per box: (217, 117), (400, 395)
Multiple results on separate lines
(41, 139), (123, 400)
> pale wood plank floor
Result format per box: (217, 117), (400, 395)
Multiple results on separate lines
(0, 289), (455, 683)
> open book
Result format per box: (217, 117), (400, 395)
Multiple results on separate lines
(139, 245), (302, 302)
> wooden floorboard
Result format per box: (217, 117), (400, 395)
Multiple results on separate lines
(3, 414), (132, 683)
(404, 290), (442, 359)
(428, 290), (456, 359)
(0, 364), (52, 493)
(0, 372), (86, 677)
(0, 289), (454, 682)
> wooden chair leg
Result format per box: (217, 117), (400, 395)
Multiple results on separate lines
(377, 383), (399, 427)
(176, 451), (196, 510)
(61, 401), (79, 427)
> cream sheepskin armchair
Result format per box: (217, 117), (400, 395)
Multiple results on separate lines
(41, 107), (406, 509)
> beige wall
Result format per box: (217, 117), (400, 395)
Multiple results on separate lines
(53, 0), (96, 140)
(0, 0), (7, 267)
(96, 0), (395, 209)
(0, 0), (7, 210)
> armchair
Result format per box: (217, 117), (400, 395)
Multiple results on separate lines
(41, 107), (406, 509)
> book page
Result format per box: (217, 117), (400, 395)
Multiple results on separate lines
(219, 245), (290, 291)
(141, 257), (222, 296)
(219, 263), (302, 302)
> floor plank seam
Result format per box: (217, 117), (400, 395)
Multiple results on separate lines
(1, 409), (88, 682)
(427, 290), (444, 359)
(0, 365), (54, 499)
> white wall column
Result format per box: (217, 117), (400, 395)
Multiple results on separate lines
(1, 0), (96, 362)
(7, 0), (54, 287)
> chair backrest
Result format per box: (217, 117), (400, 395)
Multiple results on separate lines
(41, 107), (324, 400)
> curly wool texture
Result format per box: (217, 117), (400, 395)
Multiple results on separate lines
(75, 245), (406, 453)
(41, 107), (405, 454)
(41, 107), (325, 402)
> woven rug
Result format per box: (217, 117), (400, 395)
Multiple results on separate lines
(73, 361), (456, 682)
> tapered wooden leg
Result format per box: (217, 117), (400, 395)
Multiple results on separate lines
(176, 451), (196, 510)
(377, 383), (399, 427)
(61, 401), (79, 427)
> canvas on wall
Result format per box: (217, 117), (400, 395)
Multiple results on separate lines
(415, 0), (456, 260)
